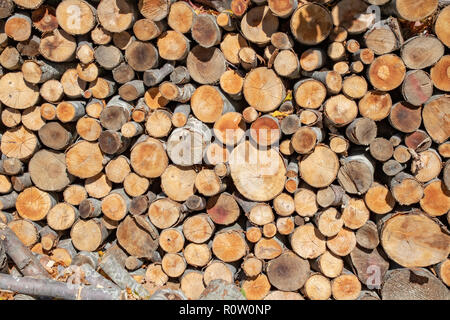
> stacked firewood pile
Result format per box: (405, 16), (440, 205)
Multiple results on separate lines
(0, 0), (449, 300)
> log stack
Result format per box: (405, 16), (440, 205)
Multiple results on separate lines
(0, 0), (449, 301)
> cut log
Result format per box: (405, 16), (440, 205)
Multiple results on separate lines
(303, 273), (331, 300)
(369, 138), (393, 162)
(273, 50), (300, 79)
(266, 251), (309, 291)
(241, 273), (271, 300)
(294, 186), (318, 217)
(5, 12), (31, 42)
(243, 67), (286, 112)
(381, 268), (449, 300)
(327, 228), (356, 257)
(148, 197), (182, 229)
(39, 29), (76, 62)
(60, 69), (86, 98)
(368, 54), (405, 91)
(356, 220), (379, 250)
(402, 70), (433, 106)
(331, 0), (373, 35)
(380, 211), (450, 268)
(192, 14), (221, 48)
(364, 182), (395, 214)
(435, 5), (450, 48)
(430, 55), (450, 92)
(229, 140), (286, 201)
(420, 179), (450, 217)
(125, 41), (158, 72)
(294, 79), (326, 110)
(29, 150), (73, 192)
(411, 149), (442, 183)
(364, 17), (403, 55)
(358, 91), (392, 121)
(312, 250), (343, 279)
(390, 173), (424, 205)
(316, 184), (346, 208)
(117, 215), (158, 259)
(0, 126), (39, 160)
(0, 72), (39, 109)
(314, 207), (343, 237)
(401, 35), (444, 71)
(241, 6), (278, 45)
(186, 45), (226, 85)
(157, 30), (189, 61)
(16, 187), (55, 221)
(290, 224), (326, 259)
(299, 145), (339, 188)
(207, 193), (240, 226)
(291, 3), (332, 45)
(422, 95), (450, 144)
(98, 0), (137, 33)
(212, 225), (248, 262)
(324, 94), (357, 127)
(70, 218), (109, 252)
(337, 152), (375, 195)
(66, 141), (104, 179)
(8, 219), (39, 247)
(345, 118), (377, 146)
(180, 270), (205, 300)
(250, 115), (281, 147)
(238, 47), (257, 71)
(56, 0), (96, 35)
(331, 273), (361, 300)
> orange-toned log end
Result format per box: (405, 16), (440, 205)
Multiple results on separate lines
(369, 54), (406, 91)
(332, 274), (361, 300)
(250, 116), (280, 147)
(430, 55), (450, 92)
(364, 183), (395, 214)
(246, 226), (262, 244)
(241, 274), (271, 300)
(16, 187), (54, 221)
(212, 230), (247, 263)
(231, 0), (250, 17)
(420, 180), (450, 217)
(213, 112), (246, 146)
